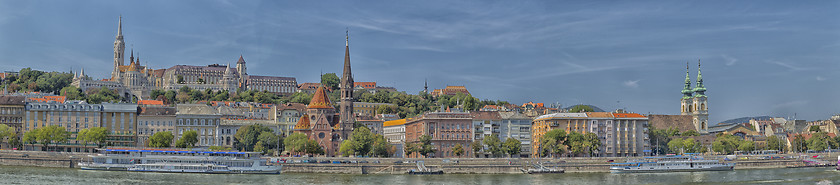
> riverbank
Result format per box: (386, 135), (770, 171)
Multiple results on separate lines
(1, 150), (835, 174)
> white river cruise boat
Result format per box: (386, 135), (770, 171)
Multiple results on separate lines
(610, 155), (735, 173)
(78, 148), (281, 174)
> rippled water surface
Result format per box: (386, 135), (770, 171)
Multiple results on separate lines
(0, 165), (838, 185)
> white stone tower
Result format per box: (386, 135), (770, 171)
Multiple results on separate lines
(112, 16), (126, 81)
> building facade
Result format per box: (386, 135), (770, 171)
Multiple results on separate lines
(499, 111), (532, 157)
(383, 119), (406, 158)
(405, 112), (473, 158)
(0, 96), (25, 139)
(137, 107), (176, 147)
(175, 104), (221, 147)
(532, 112), (650, 157)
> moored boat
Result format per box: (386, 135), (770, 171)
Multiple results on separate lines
(78, 148), (281, 174)
(610, 155), (735, 173)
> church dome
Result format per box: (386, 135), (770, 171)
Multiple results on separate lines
(308, 85), (333, 109)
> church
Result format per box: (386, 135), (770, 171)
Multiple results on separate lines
(680, 60), (709, 133)
(73, 16), (298, 100)
(293, 31), (355, 157)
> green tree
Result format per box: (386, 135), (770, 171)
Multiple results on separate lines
(341, 126), (376, 156)
(176, 130), (198, 148)
(148, 131), (174, 148)
(569, 105), (594, 113)
(540, 129), (568, 157)
(668, 138), (685, 154)
(23, 129), (38, 149)
(418, 135), (436, 157)
(257, 131), (283, 155)
(233, 125), (272, 152)
(738, 140), (755, 152)
(453, 144), (465, 157)
(807, 132), (835, 151)
(405, 143), (419, 157)
(177, 75), (184, 84)
(320, 73), (340, 91)
(76, 128), (89, 149)
(810, 125), (822, 133)
(60, 86), (85, 100)
(682, 130), (700, 136)
(766, 135), (786, 152)
(712, 134), (742, 154)
(0, 124), (14, 149)
(792, 135), (808, 152)
(284, 133), (308, 154)
(470, 140), (482, 157)
(370, 135), (391, 157)
(483, 134), (503, 157)
(87, 127), (108, 148)
(502, 138), (521, 157)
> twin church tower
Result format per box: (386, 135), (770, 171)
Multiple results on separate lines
(680, 60), (709, 133)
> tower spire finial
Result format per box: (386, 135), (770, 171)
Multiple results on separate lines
(346, 27), (349, 46)
(117, 15), (123, 37)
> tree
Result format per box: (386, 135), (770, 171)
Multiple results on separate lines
(176, 130), (198, 148)
(453, 144), (465, 157)
(470, 140), (482, 157)
(257, 131), (283, 155)
(76, 128), (89, 149)
(405, 143), (419, 157)
(60, 86), (85, 100)
(87, 127), (108, 148)
(37, 126), (68, 151)
(320, 73), (340, 91)
(738, 140), (755, 152)
(712, 134), (742, 154)
(148, 131), (174, 148)
(668, 138), (685, 154)
(483, 134), (503, 157)
(370, 135), (391, 157)
(540, 129), (567, 157)
(502, 138), (521, 157)
(284, 133), (309, 155)
(23, 129), (38, 149)
(341, 126), (376, 156)
(792, 134), (808, 152)
(176, 75), (184, 84)
(418, 135), (436, 157)
(809, 125), (822, 133)
(233, 125), (272, 152)
(569, 105), (594, 113)
(807, 132), (835, 151)
(0, 124), (14, 149)
(766, 135), (786, 152)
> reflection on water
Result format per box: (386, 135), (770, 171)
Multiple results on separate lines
(0, 165), (838, 185)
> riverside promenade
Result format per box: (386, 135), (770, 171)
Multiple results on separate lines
(1, 150), (834, 174)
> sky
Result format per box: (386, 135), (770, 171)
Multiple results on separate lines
(0, 1), (838, 123)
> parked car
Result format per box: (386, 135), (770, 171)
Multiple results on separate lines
(606, 160), (614, 162)
(319, 160), (330, 163)
(394, 161), (403, 164)
(332, 161), (341, 164)
(358, 161), (368, 163)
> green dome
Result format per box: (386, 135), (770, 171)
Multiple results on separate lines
(693, 87), (706, 92)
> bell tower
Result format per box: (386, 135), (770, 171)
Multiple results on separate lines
(112, 16), (126, 81)
(338, 29), (355, 139)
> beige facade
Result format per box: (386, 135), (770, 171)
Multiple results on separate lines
(175, 104), (221, 147)
(137, 107), (176, 147)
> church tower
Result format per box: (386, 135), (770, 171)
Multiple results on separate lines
(680, 61), (693, 116)
(692, 60), (709, 133)
(112, 16), (126, 81)
(236, 55), (248, 91)
(338, 29), (355, 138)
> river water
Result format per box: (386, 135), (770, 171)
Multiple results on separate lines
(0, 165), (838, 185)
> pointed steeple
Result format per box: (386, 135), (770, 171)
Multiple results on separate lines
(80, 68), (85, 78)
(424, 78), (428, 93)
(130, 49), (135, 64)
(341, 29), (352, 85)
(116, 15), (123, 39)
(681, 61), (693, 99)
(236, 55), (245, 64)
(693, 59), (706, 97)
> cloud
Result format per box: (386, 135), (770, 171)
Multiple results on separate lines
(816, 76), (826, 81)
(772, 61), (810, 71)
(623, 80), (640, 88)
(772, 100), (808, 109)
(721, 55), (737, 66)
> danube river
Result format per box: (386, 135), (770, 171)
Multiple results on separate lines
(0, 166), (838, 185)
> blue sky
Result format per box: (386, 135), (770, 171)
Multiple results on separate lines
(0, 1), (838, 123)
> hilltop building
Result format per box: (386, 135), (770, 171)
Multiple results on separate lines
(430, 86), (470, 97)
(73, 16), (297, 100)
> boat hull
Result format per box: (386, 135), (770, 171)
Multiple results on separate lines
(610, 165), (734, 173)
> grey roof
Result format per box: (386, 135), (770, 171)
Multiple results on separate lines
(102, 103), (139, 113)
(220, 119), (277, 126)
(167, 65), (230, 72)
(140, 107), (176, 116)
(499, 111), (531, 120)
(0, 96), (25, 105)
(707, 123), (741, 133)
(249, 75), (295, 81)
(176, 104), (219, 115)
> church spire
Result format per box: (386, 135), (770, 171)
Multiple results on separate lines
(116, 15), (123, 39)
(681, 61), (693, 99)
(693, 59), (706, 97)
(130, 49), (135, 64)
